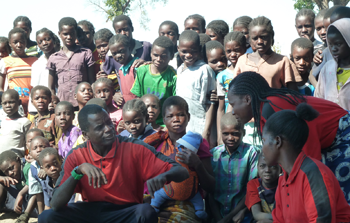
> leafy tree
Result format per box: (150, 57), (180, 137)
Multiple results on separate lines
(293, 0), (350, 11)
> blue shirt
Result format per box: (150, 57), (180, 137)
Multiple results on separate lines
(216, 69), (234, 112)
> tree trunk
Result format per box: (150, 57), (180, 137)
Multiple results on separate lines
(314, 0), (330, 9)
(333, 0), (350, 6)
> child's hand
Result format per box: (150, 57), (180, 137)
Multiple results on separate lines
(132, 58), (146, 68)
(146, 174), (167, 198)
(117, 120), (126, 134)
(38, 168), (47, 179)
(96, 70), (108, 79)
(113, 92), (124, 107)
(0, 176), (18, 187)
(77, 163), (108, 188)
(176, 148), (201, 169)
(14, 194), (24, 214)
(208, 90), (218, 103)
(232, 209), (246, 223)
(313, 50), (323, 65)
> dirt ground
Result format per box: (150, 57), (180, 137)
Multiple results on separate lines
(0, 212), (37, 223)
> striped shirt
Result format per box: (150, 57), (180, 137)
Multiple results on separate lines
(210, 143), (259, 216)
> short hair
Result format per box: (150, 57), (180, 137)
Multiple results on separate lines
(74, 82), (91, 94)
(78, 20), (95, 33)
(233, 16), (253, 29)
(152, 36), (174, 57)
(0, 37), (11, 53)
(330, 6), (350, 22)
(206, 20), (229, 39)
(220, 112), (244, 130)
(30, 136), (50, 151)
(93, 78), (114, 91)
(113, 15), (133, 29)
(324, 5), (343, 20)
(86, 98), (108, 110)
(224, 31), (246, 48)
(159, 20), (179, 36)
(8, 28), (26, 41)
(291, 37), (314, 53)
(58, 17), (77, 32)
(249, 16), (275, 46)
(199, 33), (211, 45)
(123, 99), (147, 118)
(94, 28), (113, 42)
(185, 14), (206, 31)
(76, 26), (88, 46)
(179, 30), (200, 48)
(315, 9), (327, 21)
(141, 94), (160, 105)
(78, 104), (107, 132)
(30, 85), (51, 99)
(55, 101), (74, 113)
(162, 96), (189, 117)
(38, 147), (59, 166)
(25, 128), (44, 141)
(109, 34), (131, 48)
(295, 9), (315, 24)
(36, 28), (58, 45)
(3, 89), (19, 101)
(0, 150), (19, 166)
(13, 16), (32, 29)
(205, 40), (224, 54)
(264, 103), (319, 150)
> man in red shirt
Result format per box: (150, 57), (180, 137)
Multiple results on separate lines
(38, 105), (189, 223)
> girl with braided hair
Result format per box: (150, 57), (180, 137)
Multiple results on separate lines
(228, 71), (350, 204)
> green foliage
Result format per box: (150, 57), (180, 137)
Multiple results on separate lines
(104, 0), (132, 21)
(293, 0), (316, 11)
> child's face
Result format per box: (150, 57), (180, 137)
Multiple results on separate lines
(0, 42), (10, 59)
(151, 45), (172, 71)
(178, 41), (200, 68)
(206, 28), (223, 44)
(59, 25), (77, 48)
(74, 83), (93, 106)
(31, 90), (51, 112)
(95, 39), (109, 60)
(9, 33), (27, 57)
(36, 32), (55, 54)
(258, 155), (280, 185)
(110, 42), (132, 65)
(93, 82), (114, 106)
(15, 21), (31, 39)
(41, 154), (62, 180)
(0, 159), (21, 181)
(295, 16), (315, 40)
(184, 19), (204, 34)
(328, 28), (350, 62)
(261, 129), (279, 167)
(221, 124), (244, 152)
(225, 41), (246, 66)
(292, 47), (313, 76)
(26, 132), (42, 151)
(159, 25), (178, 46)
(250, 25), (272, 55)
(123, 110), (147, 138)
(55, 105), (75, 132)
(163, 105), (189, 134)
(78, 24), (94, 47)
(48, 96), (59, 112)
(233, 25), (250, 47)
(2, 94), (19, 117)
(30, 139), (48, 161)
(113, 20), (133, 40)
(315, 17), (327, 43)
(207, 48), (227, 74)
(142, 96), (160, 124)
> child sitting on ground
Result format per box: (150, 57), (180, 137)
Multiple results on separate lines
(151, 131), (207, 219)
(29, 86), (60, 147)
(315, 18), (350, 110)
(72, 82), (93, 127)
(262, 103), (350, 222)
(210, 113), (259, 223)
(141, 94), (162, 131)
(131, 36), (177, 126)
(119, 99), (155, 140)
(0, 37), (11, 60)
(245, 154), (280, 223)
(48, 95), (59, 112)
(205, 20), (229, 45)
(55, 101), (81, 159)
(0, 89), (31, 156)
(290, 38), (315, 96)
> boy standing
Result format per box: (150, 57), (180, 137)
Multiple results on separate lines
(48, 17), (95, 110)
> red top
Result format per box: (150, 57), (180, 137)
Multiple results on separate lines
(118, 67), (137, 102)
(56, 136), (177, 205)
(245, 178), (261, 210)
(273, 152), (350, 223)
(260, 96), (347, 160)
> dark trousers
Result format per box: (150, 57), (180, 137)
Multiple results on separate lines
(38, 202), (158, 223)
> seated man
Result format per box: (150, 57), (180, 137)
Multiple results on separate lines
(38, 105), (189, 223)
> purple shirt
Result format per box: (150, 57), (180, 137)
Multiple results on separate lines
(58, 125), (82, 159)
(47, 46), (94, 107)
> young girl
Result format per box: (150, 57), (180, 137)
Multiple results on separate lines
(205, 41), (227, 75)
(0, 37), (11, 59)
(0, 28), (38, 114)
(315, 18), (350, 110)
(233, 16), (302, 91)
(262, 103), (350, 222)
(228, 71), (350, 204)
(205, 20), (229, 45)
(159, 20), (180, 69)
(13, 16), (40, 57)
(119, 99), (155, 140)
(141, 94), (161, 131)
(233, 16), (253, 53)
(72, 82), (93, 127)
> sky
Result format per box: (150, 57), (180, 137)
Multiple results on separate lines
(0, 0), (349, 55)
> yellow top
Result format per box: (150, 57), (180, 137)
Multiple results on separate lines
(337, 68), (350, 90)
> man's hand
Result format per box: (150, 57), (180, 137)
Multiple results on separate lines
(77, 163), (108, 188)
(146, 174), (167, 198)
(313, 50), (323, 65)
(96, 70), (108, 79)
(0, 176), (18, 187)
(38, 169), (47, 179)
(176, 148), (201, 169)
(232, 209), (246, 223)
(13, 194), (24, 214)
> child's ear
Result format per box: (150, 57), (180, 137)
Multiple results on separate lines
(187, 113), (191, 122)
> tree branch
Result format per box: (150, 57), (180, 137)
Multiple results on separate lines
(122, 0), (132, 13)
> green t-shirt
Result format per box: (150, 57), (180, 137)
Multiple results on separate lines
(23, 162), (31, 186)
(131, 65), (177, 125)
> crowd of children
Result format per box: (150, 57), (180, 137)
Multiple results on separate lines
(0, 6), (350, 223)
